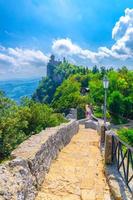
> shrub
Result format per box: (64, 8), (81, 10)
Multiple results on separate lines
(117, 128), (133, 146)
(0, 105), (30, 158)
(0, 94), (66, 160)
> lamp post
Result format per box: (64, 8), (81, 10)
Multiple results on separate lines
(103, 76), (109, 127)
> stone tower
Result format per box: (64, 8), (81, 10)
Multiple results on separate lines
(47, 55), (61, 78)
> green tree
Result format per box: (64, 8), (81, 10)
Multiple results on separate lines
(100, 66), (106, 77)
(92, 65), (99, 74)
(52, 77), (87, 114)
(123, 96), (133, 119)
(0, 93), (66, 160)
(108, 91), (124, 124)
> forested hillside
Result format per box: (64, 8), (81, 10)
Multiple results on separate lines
(33, 59), (88, 104)
(33, 59), (133, 124)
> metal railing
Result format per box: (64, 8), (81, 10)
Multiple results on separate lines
(112, 134), (133, 192)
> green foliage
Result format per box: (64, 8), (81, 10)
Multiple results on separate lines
(87, 68), (133, 123)
(93, 106), (111, 120)
(77, 104), (86, 119)
(33, 57), (133, 124)
(89, 75), (104, 106)
(117, 128), (133, 146)
(100, 66), (106, 76)
(26, 101), (66, 133)
(92, 65), (99, 74)
(109, 91), (123, 116)
(32, 77), (58, 104)
(52, 76), (87, 114)
(123, 96), (133, 119)
(108, 90), (133, 124)
(0, 94), (66, 160)
(0, 95), (28, 158)
(33, 61), (89, 104)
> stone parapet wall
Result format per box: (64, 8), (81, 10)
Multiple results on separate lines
(78, 118), (88, 125)
(0, 120), (79, 200)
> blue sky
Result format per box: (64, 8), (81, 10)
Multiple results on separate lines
(0, 0), (133, 80)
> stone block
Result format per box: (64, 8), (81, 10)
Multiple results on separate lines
(0, 158), (36, 200)
(85, 120), (98, 130)
(66, 108), (77, 120)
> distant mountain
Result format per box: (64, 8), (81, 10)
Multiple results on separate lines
(0, 78), (40, 102)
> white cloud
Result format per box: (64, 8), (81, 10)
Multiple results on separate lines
(0, 8), (133, 80)
(112, 8), (133, 40)
(0, 47), (49, 80)
(52, 38), (98, 63)
(52, 8), (133, 66)
(111, 8), (133, 59)
(52, 38), (115, 64)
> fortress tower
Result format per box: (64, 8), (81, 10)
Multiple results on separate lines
(47, 55), (61, 78)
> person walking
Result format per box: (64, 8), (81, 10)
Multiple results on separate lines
(85, 104), (92, 120)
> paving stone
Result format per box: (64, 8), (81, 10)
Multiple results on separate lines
(36, 126), (112, 200)
(81, 190), (95, 200)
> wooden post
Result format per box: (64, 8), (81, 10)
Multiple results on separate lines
(100, 124), (106, 145)
(105, 131), (113, 164)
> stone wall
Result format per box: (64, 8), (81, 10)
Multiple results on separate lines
(0, 120), (79, 200)
(66, 108), (77, 120)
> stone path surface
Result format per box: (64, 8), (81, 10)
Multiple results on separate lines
(36, 125), (113, 200)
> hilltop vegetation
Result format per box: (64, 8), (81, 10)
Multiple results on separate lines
(33, 60), (88, 104)
(33, 59), (133, 123)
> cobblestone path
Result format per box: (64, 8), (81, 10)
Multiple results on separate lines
(36, 125), (113, 200)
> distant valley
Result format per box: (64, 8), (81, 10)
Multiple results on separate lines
(0, 78), (40, 102)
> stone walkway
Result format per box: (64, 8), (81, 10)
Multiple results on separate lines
(36, 125), (113, 200)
